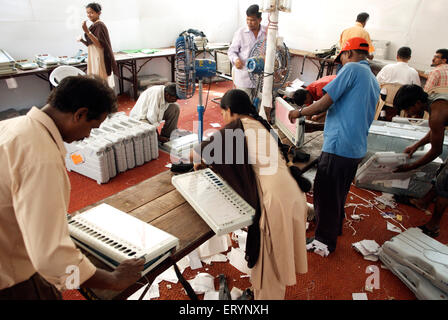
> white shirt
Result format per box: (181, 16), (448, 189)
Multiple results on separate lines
(227, 25), (267, 88)
(129, 85), (168, 126)
(376, 61), (421, 94)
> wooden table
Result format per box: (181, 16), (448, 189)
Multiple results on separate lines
(75, 170), (214, 300)
(289, 48), (337, 80)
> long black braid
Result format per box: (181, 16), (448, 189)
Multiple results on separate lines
(221, 89), (311, 192)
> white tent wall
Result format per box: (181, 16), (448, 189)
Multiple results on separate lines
(238, 0), (448, 85)
(0, 0), (238, 111)
(1, 0), (447, 111)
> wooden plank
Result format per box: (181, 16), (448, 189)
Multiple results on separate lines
(150, 202), (213, 253)
(129, 189), (187, 223)
(75, 170), (175, 215)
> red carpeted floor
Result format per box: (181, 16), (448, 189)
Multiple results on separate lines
(62, 80), (448, 301)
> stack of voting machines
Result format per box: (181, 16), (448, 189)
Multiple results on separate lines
(67, 203), (179, 276)
(379, 228), (448, 300)
(172, 169), (256, 236)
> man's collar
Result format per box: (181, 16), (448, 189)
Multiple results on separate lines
(26, 106), (66, 157)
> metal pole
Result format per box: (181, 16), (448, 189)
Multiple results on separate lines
(259, 2), (279, 120)
(197, 79), (204, 143)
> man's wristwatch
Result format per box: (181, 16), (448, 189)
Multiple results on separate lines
(298, 107), (303, 118)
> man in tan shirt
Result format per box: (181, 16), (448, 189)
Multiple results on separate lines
(0, 76), (144, 299)
(339, 12), (375, 59)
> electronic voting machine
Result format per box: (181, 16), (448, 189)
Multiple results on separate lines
(379, 228), (448, 300)
(172, 169), (256, 236)
(67, 203), (179, 276)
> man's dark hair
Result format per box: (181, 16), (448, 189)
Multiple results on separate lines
(86, 2), (102, 13)
(164, 83), (178, 99)
(436, 49), (448, 62)
(393, 84), (428, 111)
(246, 4), (261, 19)
(397, 47), (412, 59)
(293, 89), (309, 106)
(356, 12), (370, 24)
(47, 76), (117, 120)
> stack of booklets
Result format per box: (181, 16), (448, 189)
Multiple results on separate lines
(0, 49), (17, 75)
(378, 228), (448, 300)
(15, 59), (38, 70)
(67, 203), (179, 276)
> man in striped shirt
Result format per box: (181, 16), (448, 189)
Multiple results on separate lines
(424, 49), (448, 94)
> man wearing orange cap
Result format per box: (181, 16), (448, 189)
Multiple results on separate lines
(289, 37), (380, 256)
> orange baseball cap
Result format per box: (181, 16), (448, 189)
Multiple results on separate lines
(335, 37), (370, 63)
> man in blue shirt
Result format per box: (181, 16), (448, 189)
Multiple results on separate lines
(289, 37), (380, 256)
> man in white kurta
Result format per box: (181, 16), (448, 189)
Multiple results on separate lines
(129, 84), (180, 143)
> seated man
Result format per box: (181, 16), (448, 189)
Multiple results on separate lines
(423, 48), (448, 94)
(129, 83), (180, 143)
(292, 75), (337, 122)
(394, 84), (448, 238)
(376, 46), (421, 121)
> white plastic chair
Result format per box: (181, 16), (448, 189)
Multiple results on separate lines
(49, 66), (86, 87)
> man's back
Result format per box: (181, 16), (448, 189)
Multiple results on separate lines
(322, 61), (380, 158)
(340, 23), (374, 53)
(129, 85), (165, 122)
(0, 108), (96, 290)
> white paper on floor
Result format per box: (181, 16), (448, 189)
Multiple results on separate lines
(387, 221), (402, 233)
(210, 123), (222, 128)
(203, 291), (220, 300)
(352, 293), (368, 300)
(232, 230), (247, 251)
(227, 247), (251, 275)
(188, 249), (203, 270)
(187, 273), (216, 294)
(198, 235), (231, 258)
(352, 240), (380, 262)
(230, 287), (243, 300)
(201, 253), (228, 265)
(127, 281), (160, 300)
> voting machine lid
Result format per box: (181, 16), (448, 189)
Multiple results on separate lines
(274, 97), (305, 148)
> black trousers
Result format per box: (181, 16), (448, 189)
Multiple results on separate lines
(313, 152), (363, 252)
(0, 273), (62, 300)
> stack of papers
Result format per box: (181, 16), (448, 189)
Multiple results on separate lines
(352, 240), (381, 262)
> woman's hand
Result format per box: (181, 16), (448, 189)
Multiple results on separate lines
(82, 21), (89, 34)
(194, 162), (207, 171)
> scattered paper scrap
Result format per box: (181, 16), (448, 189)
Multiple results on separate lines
(381, 212), (396, 219)
(188, 250), (203, 270)
(187, 273), (215, 294)
(201, 253), (228, 265)
(227, 247), (251, 275)
(198, 235), (230, 258)
(232, 230), (247, 250)
(210, 123), (222, 128)
(387, 221), (402, 233)
(203, 291), (220, 300)
(230, 287), (243, 300)
(165, 163), (172, 168)
(127, 282), (160, 300)
(352, 293), (368, 300)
